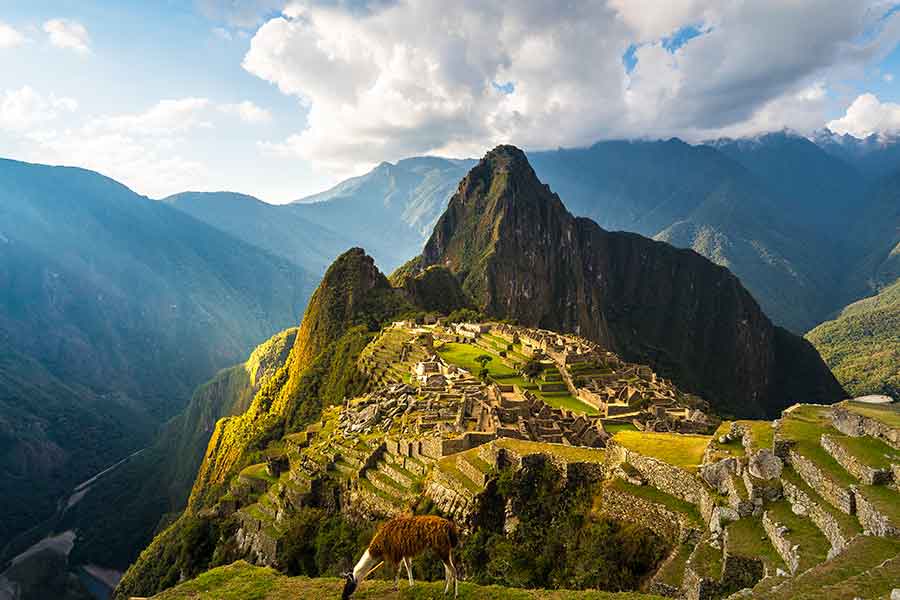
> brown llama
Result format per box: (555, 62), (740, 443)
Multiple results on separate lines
(341, 515), (460, 598)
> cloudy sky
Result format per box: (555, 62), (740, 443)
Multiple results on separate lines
(3, 0), (900, 202)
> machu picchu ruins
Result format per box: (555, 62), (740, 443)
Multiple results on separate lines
(193, 316), (900, 600)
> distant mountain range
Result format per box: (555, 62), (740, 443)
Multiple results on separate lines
(163, 131), (897, 334)
(0, 159), (315, 559)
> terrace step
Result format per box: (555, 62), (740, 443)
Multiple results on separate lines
(751, 535), (900, 600)
(762, 500), (830, 574)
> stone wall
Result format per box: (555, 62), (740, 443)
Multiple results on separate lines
(781, 478), (850, 556)
(762, 510), (800, 574)
(787, 449), (855, 514)
(601, 485), (702, 545)
(855, 490), (900, 537)
(425, 466), (481, 524)
(606, 441), (719, 527)
(821, 434), (893, 485)
(832, 406), (900, 450)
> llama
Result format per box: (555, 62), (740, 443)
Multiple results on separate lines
(341, 515), (460, 598)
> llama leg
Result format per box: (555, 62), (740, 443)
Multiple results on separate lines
(449, 551), (459, 597)
(394, 561), (402, 590)
(443, 562), (451, 594)
(404, 557), (414, 586)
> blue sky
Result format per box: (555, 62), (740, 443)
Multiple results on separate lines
(2, 1), (900, 202)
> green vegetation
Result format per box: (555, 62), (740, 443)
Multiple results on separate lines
(688, 542), (722, 580)
(602, 422), (638, 435)
(495, 438), (606, 465)
(777, 405), (856, 486)
(761, 535), (900, 600)
(856, 484), (900, 525)
(611, 431), (711, 472)
(779, 467), (861, 538)
(150, 561), (669, 600)
(806, 278), (900, 398)
(765, 501), (830, 572)
(725, 517), (785, 571)
(459, 460), (668, 592)
(843, 400), (900, 428)
(829, 434), (900, 470)
(737, 420), (775, 450)
(606, 479), (701, 525)
(438, 342), (517, 377)
(653, 542), (694, 588)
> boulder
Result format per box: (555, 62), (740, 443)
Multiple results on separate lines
(748, 449), (783, 480)
(701, 457), (739, 493)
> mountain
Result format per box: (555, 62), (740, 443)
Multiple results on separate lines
(847, 168), (900, 291)
(162, 192), (352, 273)
(813, 128), (900, 181)
(411, 145), (844, 417)
(709, 131), (864, 232)
(806, 278), (900, 399)
(292, 157), (474, 270)
(0, 158), (315, 554)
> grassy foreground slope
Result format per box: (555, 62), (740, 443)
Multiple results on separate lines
(150, 561), (666, 600)
(806, 278), (900, 398)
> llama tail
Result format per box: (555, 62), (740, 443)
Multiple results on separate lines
(448, 521), (459, 548)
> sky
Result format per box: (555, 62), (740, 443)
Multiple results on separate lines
(3, 1), (900, 202)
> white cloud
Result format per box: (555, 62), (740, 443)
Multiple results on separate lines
(827, 93), (900, 138)
(43, 19), (91, 54)
(243, 1), (900, 176)
(212, 26), (233, 41)
(13, 98), (217, 197)
(219, 100), (272, 123)
(884, 72), (894, 82)
(0, 86), (78, 131)
(0, 21), (26, 48)
(84, 98), (212, 136)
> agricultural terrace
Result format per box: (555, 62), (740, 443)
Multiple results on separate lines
(436, 341), (598, 415)
(844, 400), (900, 428)
(611, 430), (711, 472)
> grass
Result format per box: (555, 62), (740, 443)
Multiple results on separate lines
(495, 438), (606, 464)
(762, 535), (900, 600)
(843, 400), (900, 428)
(707, 421), (744, 459)
(151, 561), (670, 600)
(611, 431), (711, 472)
(653, 542), (694, 588)
(606, 479), (701, 525)
(856, 484), (900, 525)
(828, 434), (900, 470)
(725, 517), (785, 571)
(688, 541), (722, 580)
(778, 405), (856, 486)
(240, 463), (278, 483)
(765, 501), (830, 572)
(602, 422), (638, 434)
(736, 420), (775, 450)
(437, 342), (516, 377)
(780, 466), (861, 538)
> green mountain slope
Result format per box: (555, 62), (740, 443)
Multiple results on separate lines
(0, 158), (315, 549)
(806, 278), (900, 398)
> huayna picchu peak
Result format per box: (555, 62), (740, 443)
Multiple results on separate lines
(413, 145), (844, 419)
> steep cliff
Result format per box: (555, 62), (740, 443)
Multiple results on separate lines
(418, 146), (843, 417)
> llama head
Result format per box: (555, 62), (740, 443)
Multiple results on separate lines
(341, 572), (357, 599)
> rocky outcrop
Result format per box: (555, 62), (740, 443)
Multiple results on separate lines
(747, 449), (783, 480)
(416, 145), (844, 418)
(702, 458), (740, 494)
